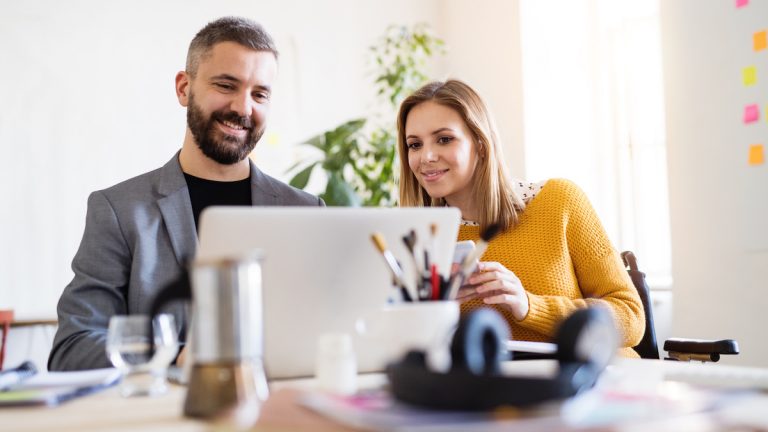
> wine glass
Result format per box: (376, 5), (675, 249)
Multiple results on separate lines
(106, 314), (179, 397)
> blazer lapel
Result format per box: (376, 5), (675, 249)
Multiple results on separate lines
(249, 159), (279, 205)
(157, 153), (197, 266)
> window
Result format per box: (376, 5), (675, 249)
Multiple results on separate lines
(520, 0), (671, 288)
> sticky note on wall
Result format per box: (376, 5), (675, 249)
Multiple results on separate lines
(744, 104), (760, 123)
(749, 144), (765, 166)
(743, 66), (757, 86)
(756, 31), (768, 51)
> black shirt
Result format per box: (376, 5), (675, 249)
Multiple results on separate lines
(184, 173), (252, 231)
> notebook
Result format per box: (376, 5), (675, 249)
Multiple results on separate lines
(0, 368), (121, 407)
(196, 207), (461, 379)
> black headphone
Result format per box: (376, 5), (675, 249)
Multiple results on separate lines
(387, 307), (618, 410)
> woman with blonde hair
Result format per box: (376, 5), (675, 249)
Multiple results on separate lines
(397, 79), (644, 357)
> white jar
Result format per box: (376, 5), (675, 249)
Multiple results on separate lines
(315, 333), (357, 395)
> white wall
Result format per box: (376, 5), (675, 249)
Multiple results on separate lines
(438, 0), (526, 180)
(0, 1), (526, 320)
(661, 1), (768, 366)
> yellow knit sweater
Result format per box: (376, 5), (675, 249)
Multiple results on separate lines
(458, 179), (645, 358)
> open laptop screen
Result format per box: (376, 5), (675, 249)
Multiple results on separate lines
(197, 207), (461, 378)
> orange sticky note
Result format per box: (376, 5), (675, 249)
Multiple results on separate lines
(743, 66), (757, 86)
(755, 31), (767, 51)
(745, 104), (760, 123)
(749, 144), (765, 166)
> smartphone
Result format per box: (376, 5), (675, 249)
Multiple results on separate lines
(452, 240), (476, 265)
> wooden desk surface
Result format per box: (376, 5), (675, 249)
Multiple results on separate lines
(2, 375), (386, 432)
(10, 319), (57, 328)
(4, 361), (767, 431)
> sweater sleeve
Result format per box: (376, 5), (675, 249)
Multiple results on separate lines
(520, 180), (645, 348)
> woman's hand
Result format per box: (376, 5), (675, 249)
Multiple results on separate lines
(456, 261), (529, 321)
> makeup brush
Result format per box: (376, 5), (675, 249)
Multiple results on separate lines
(402, 230), (426, 300)
(445, 223), (503, 300)
(371, 232), (415, 302)
(429, 223), (438, 268)
(402, 230), (420, 271)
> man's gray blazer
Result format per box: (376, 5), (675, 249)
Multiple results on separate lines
(49, 153), (324, 371)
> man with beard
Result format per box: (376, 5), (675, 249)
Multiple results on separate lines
(48, 17), (323, 371)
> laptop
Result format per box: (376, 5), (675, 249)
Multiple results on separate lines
(196, 207), (461, 379)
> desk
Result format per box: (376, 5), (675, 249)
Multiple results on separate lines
(2, 374), (387, 432)
(4, 361), (768, 432)
(10, 318), (57, 328)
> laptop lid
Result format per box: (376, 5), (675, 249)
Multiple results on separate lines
(196, 207), (461, 379)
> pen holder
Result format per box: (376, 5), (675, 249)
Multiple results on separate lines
(355, 301), (460, 371)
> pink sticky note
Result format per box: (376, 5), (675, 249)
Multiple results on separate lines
(744, 104), (760, 123)
(737, 0), (749, 7)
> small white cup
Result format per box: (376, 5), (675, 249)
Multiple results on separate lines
(315, 333), (357, 395)
(355, 301), (460, 371)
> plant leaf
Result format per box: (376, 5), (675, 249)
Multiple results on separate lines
(289, 162), (318, 189)
(324, 173), (362, 207)
(303, 133), (327, 151)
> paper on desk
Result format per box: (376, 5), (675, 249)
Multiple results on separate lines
(16, 368), (121, 390)
(0, 368), (121, 407)
(300, 390), (566, 431)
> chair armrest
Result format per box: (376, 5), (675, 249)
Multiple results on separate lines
(663, 338), (739, 362)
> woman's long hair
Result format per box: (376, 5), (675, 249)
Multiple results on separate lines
(396, 79), (524, 231)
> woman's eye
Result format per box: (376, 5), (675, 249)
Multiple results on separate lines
(407, 142), (422, 150)
(437, 136), (454, 144)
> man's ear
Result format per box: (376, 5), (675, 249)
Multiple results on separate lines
(175, 71), (190, 107)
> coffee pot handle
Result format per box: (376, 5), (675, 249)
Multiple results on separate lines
(146, 267), (193, 357)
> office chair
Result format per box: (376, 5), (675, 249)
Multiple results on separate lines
(621, 251), (739, 362)
(0, 309), (14, 370)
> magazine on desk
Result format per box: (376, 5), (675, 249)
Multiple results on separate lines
(0, 366), (121, 407)
(299, 380), (746, 431)
(299, 389), (566, 431)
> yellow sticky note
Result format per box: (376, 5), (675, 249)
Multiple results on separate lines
(749, 144), (765, 166)
(266, 131), (281, 147)
(755, 31), (768, 51)
(743, 66), (757, 86)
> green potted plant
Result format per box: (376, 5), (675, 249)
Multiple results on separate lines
(288, 24), (445, 206)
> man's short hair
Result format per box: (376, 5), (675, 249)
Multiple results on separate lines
(186, 16), (278, 77)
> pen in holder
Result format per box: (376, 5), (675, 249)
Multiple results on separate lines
(371, 232), (416, 302)
(418, 272), (451, 301)
(371, 226), (460, 303)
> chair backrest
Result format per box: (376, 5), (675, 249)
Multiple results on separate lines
(0, 309), (14, 370)
(620, 251), (659, 360)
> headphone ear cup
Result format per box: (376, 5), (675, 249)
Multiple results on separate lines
(450, 308), (510, 375)
(402, 350), (428, 368)
(555, 307), (618, 369)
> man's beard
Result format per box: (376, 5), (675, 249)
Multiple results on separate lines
(186, 93), (264, 165)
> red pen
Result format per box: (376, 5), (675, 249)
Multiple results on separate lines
(431, 264), (439, 300)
